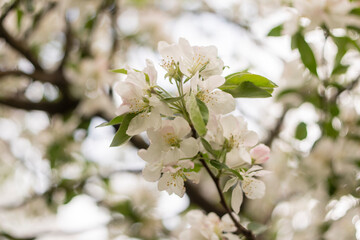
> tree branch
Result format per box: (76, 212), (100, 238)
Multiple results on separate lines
(200, 159), (256, 240)
(0, 23), (43, 71)
(264, 107), (289, 147)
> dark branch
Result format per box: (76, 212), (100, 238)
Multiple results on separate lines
(0, 24), (43, 71)
(200, 158), (256, 240)
(0, 0), (20, 23)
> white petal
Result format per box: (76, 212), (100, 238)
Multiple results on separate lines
(220, 115), (238, 138)
(163, 148), (181, 166)
(173, 117), (191, 138)
(144, 59), (157, 86)
(142, 162), (162, 182)
(203, 75), (225, 91)
(220, 214), (237, 233)
(231, 184), (243, 214)
(222, 233), (241, 240)
(184, 172), (200, 184)
(207, 91), (235, 115)
(243, 131), (258, 147)
(180, 137), (199, 158)
(238, 147), (252, 164)
(126, 112), (149, 135)
(242, 177), (265, 199)
(226, 149), (245, 169)
(223, 177), (238, 192)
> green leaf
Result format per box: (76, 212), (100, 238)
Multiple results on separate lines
(162, 95), (185, 103)
(111, 68), (150, 83)
(247, 222), (267, 235)
(111, 68), (128, 74)
(196, 98), (209, 125)
(350, 7), (360, 16)
(294, 32), (318, 76)
(209, 160), (228, 170)
(295, 122), (307, 140)
(219, 72), (277, 98)
(331, 64), (349, 75)
(267, 24), (283, 37)
(187, 94), (207, 136)
(200, 138), (219, 158)
(347, 25), (360, 34)
(96, 114), (126, 128)
(110, 113), (137, 147)
(16, 8), (23, 30)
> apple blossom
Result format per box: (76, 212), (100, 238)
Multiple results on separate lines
(115, 60), (172, 136)
(179, 210), (240, 240)
(138, 117), (199, 197)
(187, 72), (236, 114)
(224, 166), (269, 213)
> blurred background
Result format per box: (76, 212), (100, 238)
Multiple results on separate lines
(0, 0), (359, 239)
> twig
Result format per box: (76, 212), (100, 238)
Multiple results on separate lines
(200, 158), (256, 240)
(264, 107), (289, 147)
(0, 24), (43, 70)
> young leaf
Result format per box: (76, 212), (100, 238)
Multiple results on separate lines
(295, 122), (307, 140)
(110, 113), (137, 147)
(162, 95), (185, 103)
(96, 114), (126, 128)
(200, 138), (219, 158)
(196, 98), (209, 125)
(247, 222), (267, 235)
(350, 7), (360, 16)
(294, 32), (318, 76)
(209, 160), (228, 170)
(16, 8), (23, 30)
(111, 68), (128, 74)
(267, 24), (283, 37)
(219, 72), (277, 98)
(187, 94), (207, 136)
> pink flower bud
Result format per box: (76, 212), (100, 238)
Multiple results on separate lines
(250, 144), (270, 164)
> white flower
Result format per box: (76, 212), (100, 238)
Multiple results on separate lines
(115, 60), (172, 135)
(138, 117), (199, 197)
(220, 115), (258, 168)
(158, 38), (224, 79)
(186, 72), (235, 115)
(179, 210), (240, 240)
(224, 166), (269, 213)
(293, 0), (360, 31)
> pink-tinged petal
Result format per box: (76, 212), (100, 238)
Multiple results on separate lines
(142, 162), (162, 182)
(231, 184), (243, 214)
(242, 177), (265, 199)
(222, 233), (241, 240)
(180, 137), (199, 158)
(178, 159), (194, 169)
(250, 144), (270, 164)
(144, 59), (157, 86)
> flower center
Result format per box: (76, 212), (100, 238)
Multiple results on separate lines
(164, 133), (181, 147)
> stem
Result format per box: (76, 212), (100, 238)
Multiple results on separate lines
(200, 158), (256, 240)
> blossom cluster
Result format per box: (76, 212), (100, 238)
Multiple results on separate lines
(178, 210), (240, 240)
(107, 38), (275, 214)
